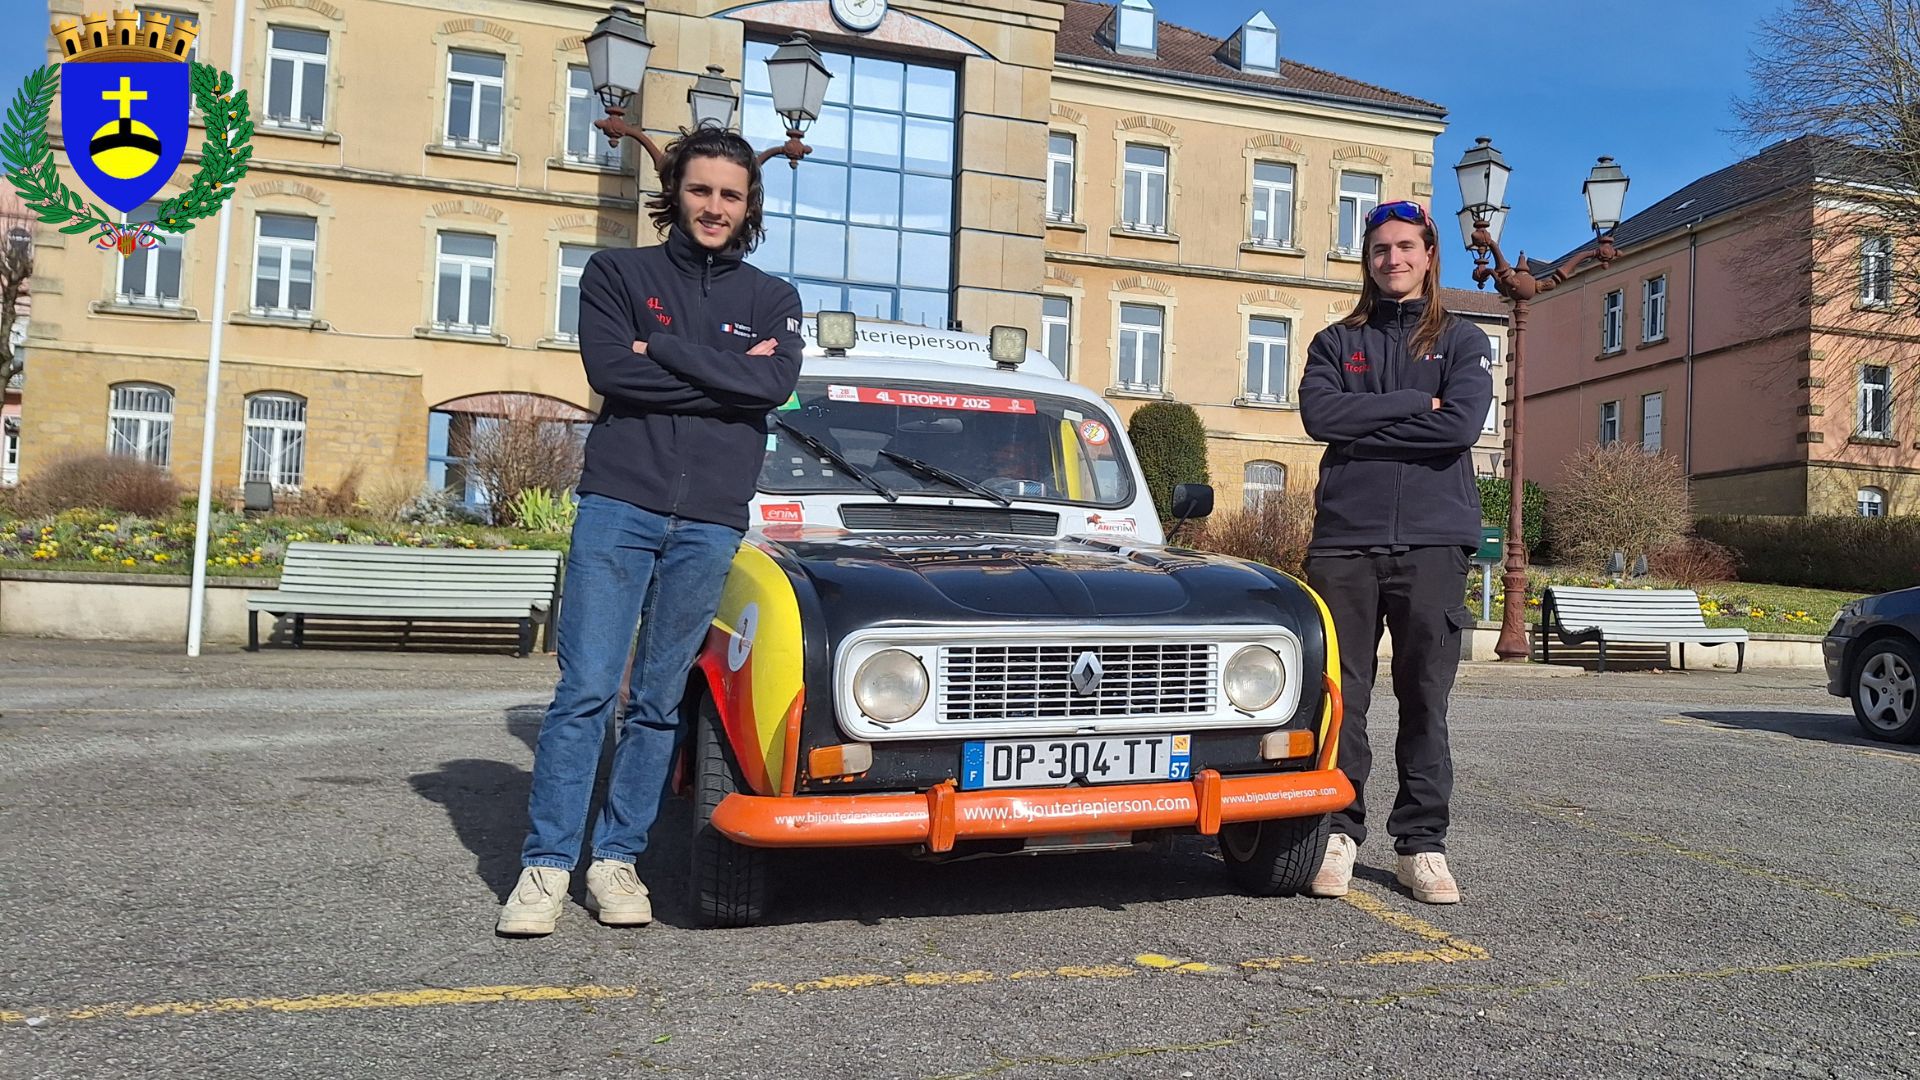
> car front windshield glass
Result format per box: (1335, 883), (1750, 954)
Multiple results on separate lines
(761, 377), (1135, 507)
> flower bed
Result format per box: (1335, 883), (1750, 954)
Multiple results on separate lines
(1478, 567), (1859, 633)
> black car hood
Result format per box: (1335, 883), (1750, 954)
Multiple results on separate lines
(762, 530), (1308, 624)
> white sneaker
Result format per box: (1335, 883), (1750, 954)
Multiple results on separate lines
(1309, 832), (1357, 897)
(585, 859), (653, 926)
(1396, 852), (1461, 904)
(496, 866), (570, 936)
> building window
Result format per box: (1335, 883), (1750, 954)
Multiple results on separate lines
(117, 203), (182, 307)
(1642, 275), (1667, 341)
(1642, 391), (1664, 454)
(136, 7), (197, 62)
(1041, 295), (1071, 377)
(1599, 400), (1620, 445)
(1114, 0), (1157, 56)
(108, 383), (173, 466)
(2, 415), (18, 486)
(251, 213), (316, 317)
(445, 49), (505, 151)
(1862, 235), (1893, 305)
(1117, 303), (1164, 393)
(1859, 486), (1887, 517)
(1243, 315), (1289, 402)
(742, 41), (956, 327)
(1483, 398), (1499, 435)
(1484, 329), (1503, 365)
(1047, 133), (1075, 222)
(1244, 460), (1285, 508)
(1337, 172), (1380, 254)
(265, 25), (327, 129)
(1250, 161), (1294, 247)
(1122, 144), (1169, 233)
(556, 244), (593, 340)
(428, 410), (488, 510)
(243, 392), (307, 489)
(435, 232), (496, 333)
(565, 66), (619, 167)
(1601, 289), (1624, 353)
(1860, 364), (1893, 438)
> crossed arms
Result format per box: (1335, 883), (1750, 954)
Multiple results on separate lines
(1297, 331), (1494, 460)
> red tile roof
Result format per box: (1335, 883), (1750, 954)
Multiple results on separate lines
(1440, 286), (1509, 320)
(1054, 1), (1445, 118)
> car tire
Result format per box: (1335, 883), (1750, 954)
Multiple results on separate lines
(1851, 636), (1920, 744)
(1218, 813), (1330, 897)
(691, 696), (769, 927)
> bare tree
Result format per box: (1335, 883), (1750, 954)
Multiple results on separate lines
(463, 394), (587, 526)
(1548, 444), (1693, 573)
(0, 208), (30, 387)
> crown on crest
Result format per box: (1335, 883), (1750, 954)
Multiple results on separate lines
(53, 8), (199, 63)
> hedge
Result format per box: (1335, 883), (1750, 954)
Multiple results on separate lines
(1477, 476), (1548, 556)
(1128, 401), (1211, 520)
(1694, 515), (1920, 593)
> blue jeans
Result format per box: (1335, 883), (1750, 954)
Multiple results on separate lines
(521, 494), (743, 870)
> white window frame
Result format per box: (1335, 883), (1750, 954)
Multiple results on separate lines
(116, 207), (182, 308)
(264, 24), (328, 130)
(108, 384), (173, 466)
(1117, 302), (1164, 393)
(435, 232), (496, 333)
(1483, 398), (1500, 435)
(250, 213), (316, 318)
(1601, 289), (1624, 353)
(1860, 364), (1893, 438)
(1599, 400), (1620, 445)
(1336, 172), (1380, 254)
(565, 66), (618, 167)
(1642, 391), (1664, 454)
(1249, 161), (1294, 247)
(1243, 460), (1285, 509)
(1042, 295), (1071, 378)
(1861, 235), (1893, 305)
(1859, 486), (1887, 517)
(1121, 143), (1168, 233)
(1047, 133), (1075, 223)
(555, 243), (594, 340)
(2, 415), (18, 486)
(1642, 275), (1667, 342)
(444, 49), (505, 152)
(1243, 315), (1290, 402)
(243, 392), (307, 490)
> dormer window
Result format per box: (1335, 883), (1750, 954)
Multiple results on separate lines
(1105, 0), (1156, 58)
(1222, 11), (1279, 74)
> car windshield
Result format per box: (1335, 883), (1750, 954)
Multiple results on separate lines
(760, 377), (1136, 507)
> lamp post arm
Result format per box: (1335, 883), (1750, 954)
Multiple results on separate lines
(1535, 236), (1620, 289)
(756, 125), (814, 170)
(595, 110), (666, 173)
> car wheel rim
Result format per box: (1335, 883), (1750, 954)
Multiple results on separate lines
(1222, 823), (1260, 861)
(1858, 652), (1917, 731)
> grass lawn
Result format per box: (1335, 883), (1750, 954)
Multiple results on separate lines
(1465, 566), (1862, 635)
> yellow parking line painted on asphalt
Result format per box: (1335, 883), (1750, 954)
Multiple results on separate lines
(1640, 950), (1920, 983)
(0, 984), (638, 1025)
(750, 963), (1138, 995)
(1133, 953), (1218, 972)
(1339, 890), (1490, 964)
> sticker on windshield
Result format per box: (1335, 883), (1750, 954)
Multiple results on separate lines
(824, 385), (1035, 414)
(1079, 419), (1110, 445)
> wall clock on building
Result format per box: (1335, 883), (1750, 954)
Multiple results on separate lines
(830, 0), (887, 33)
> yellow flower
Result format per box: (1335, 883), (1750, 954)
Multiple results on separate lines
(224, 555), (238, 566)
(91, 545), (106, 557)
(122, 557), (136, 566)
(153, 552), (169, 563)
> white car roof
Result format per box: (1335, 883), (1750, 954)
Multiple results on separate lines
(795, 317), (1064, 380)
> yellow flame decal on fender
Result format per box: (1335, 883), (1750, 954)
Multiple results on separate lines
(700, 543), (806, 796)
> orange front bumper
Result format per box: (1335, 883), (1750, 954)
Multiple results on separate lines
(709, 767), (1355, 852)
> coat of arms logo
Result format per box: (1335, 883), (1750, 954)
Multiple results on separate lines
(2, 10), (252, 256)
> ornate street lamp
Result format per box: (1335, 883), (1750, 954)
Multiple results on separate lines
(1455, 137), (1630, 661)
(688, 64), (739, 131)
(757, 31), (831, 169)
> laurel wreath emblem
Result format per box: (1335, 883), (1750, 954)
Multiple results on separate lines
(1, 62), (253, 249)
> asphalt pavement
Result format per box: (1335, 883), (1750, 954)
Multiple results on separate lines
(1, 639), (1915, 1079)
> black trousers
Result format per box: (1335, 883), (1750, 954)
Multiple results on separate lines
(1305, 546), (1472, 855)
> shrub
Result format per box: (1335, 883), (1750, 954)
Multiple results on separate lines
(466, 397), (586, 526)
(1547, 444), (1691, 573)
(1476, 476), (1547, 556)
(357, 473), (426, 523)
(1695, 515), (1920, 592)
(1187, 490), (1315, 577)
(1127, 401), (1210, 520)
(506, 487), (577, 533)
(15, 452), (180, 517)
(1648, 537), (1739, 589)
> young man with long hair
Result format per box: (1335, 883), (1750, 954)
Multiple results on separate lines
(1296, 200), (1493, 905)
(498, 128), (805, 936)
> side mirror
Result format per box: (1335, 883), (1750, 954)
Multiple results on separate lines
(1171, 483), (1214, 522)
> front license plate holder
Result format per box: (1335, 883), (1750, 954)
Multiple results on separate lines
(959, 733), (1191, 791)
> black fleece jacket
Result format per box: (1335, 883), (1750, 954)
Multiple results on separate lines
(1297, 297), (1495, 551)
(574, 225), (804, 531)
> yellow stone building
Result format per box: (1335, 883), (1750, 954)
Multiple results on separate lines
(21, 0), (1482, 513)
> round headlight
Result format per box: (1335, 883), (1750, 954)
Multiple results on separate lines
(854, 649), (929, 723)
(1223, 644), (1284, 712)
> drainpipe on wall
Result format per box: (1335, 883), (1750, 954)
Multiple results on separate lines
(1683, 220), (1701, 485)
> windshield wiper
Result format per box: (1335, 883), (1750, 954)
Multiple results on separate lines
(878, 449), (1011, 507)
(770, 416), (897, 502)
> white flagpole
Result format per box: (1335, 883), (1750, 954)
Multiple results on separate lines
(186, 0), (246, 657)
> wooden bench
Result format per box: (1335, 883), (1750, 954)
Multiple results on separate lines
(246, 543), (565, 657)
(1539, 586), (1748, 672)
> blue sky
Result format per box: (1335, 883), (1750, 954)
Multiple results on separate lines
(0, 1), (1769, 289)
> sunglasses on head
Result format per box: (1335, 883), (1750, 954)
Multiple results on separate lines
(1365, 200), (1431, 230)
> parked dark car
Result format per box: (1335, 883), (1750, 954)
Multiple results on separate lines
(1824, 586), (1920, 743)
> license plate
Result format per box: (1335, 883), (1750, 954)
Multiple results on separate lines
(960, 734), (1191, 790)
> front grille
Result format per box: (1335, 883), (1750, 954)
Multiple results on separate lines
(839, 504), (1060, 537)
(939, 641), (1218, 722)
